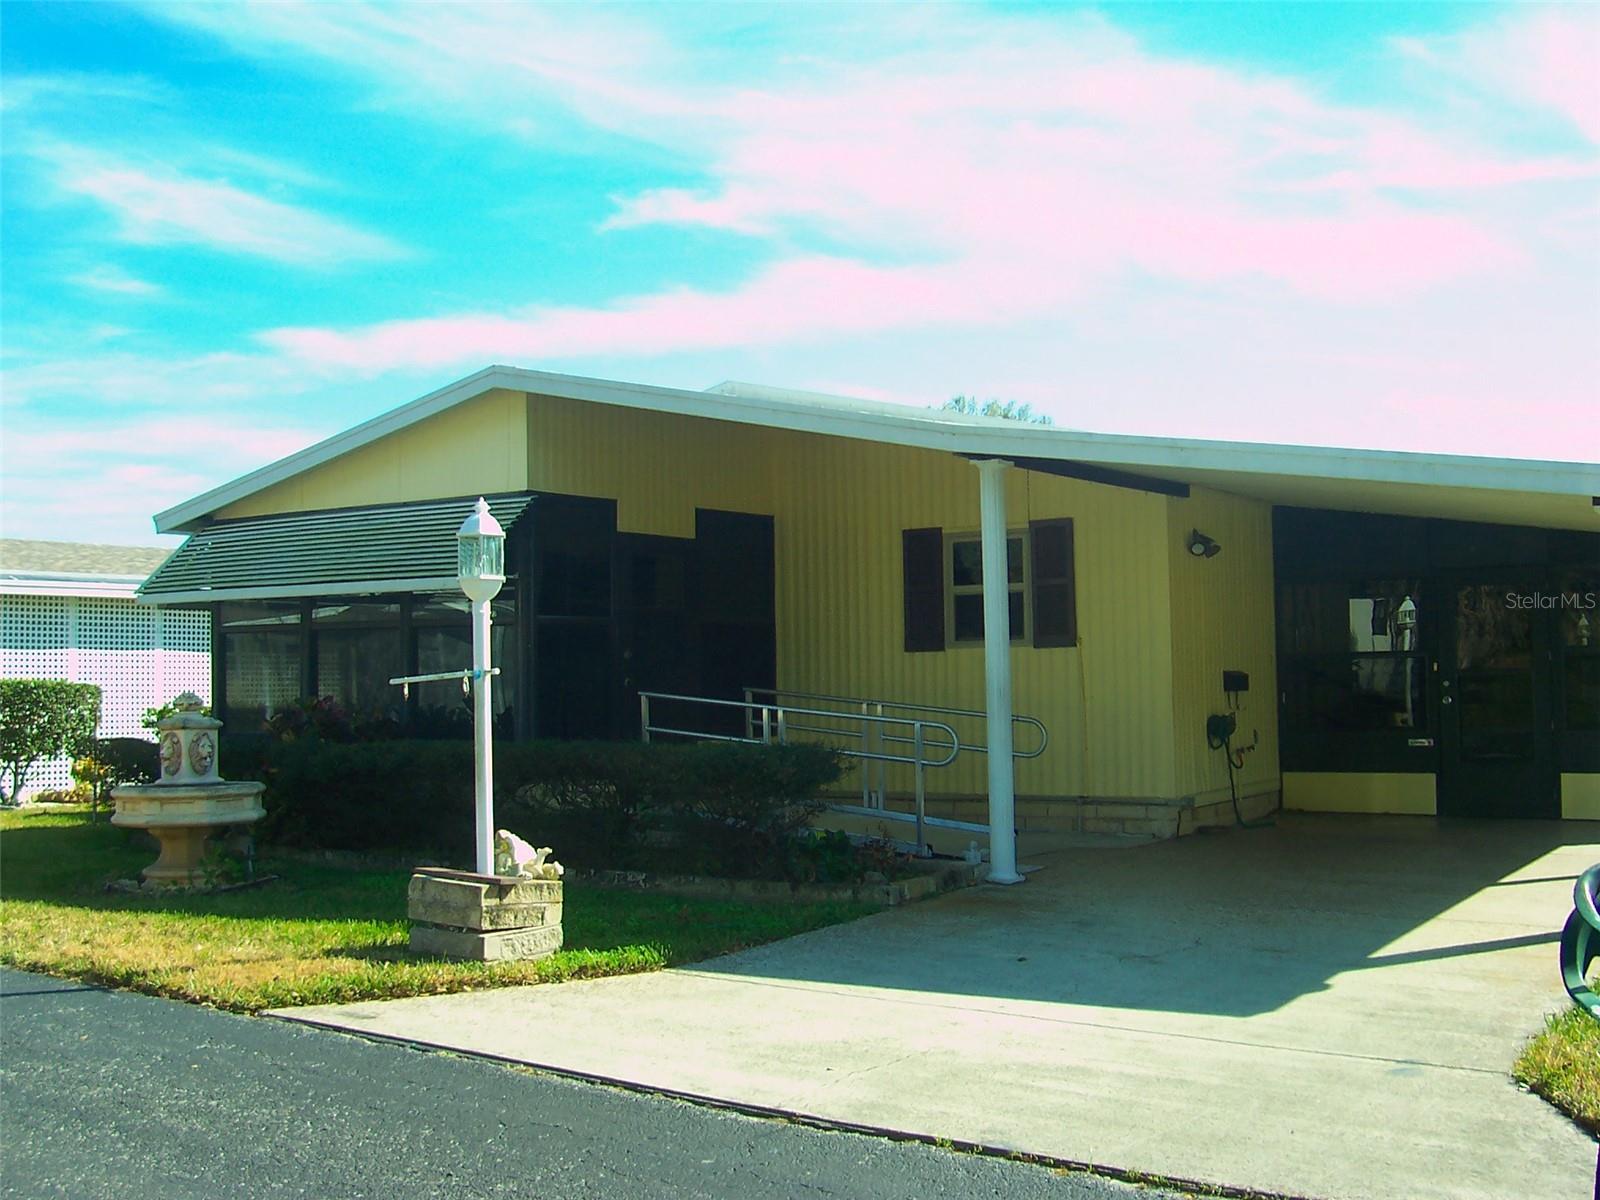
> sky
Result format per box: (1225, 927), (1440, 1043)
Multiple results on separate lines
(2, 1), (1597, 546)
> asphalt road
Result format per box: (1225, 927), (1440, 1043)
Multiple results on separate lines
(0, 969), (1188, 1200)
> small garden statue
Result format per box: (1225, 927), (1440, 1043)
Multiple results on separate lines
(494, 828), (563, 880)
(1560, 863), (1599, 1020)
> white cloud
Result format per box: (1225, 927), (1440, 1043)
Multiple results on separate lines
(38, 144), (405, 267)
(68, 265), (166, 297)
(14, 2), (1596, 471)
(0, 410), (323, 543)
(1393, 8), (1600, 144)
(0, 71), (175, 115)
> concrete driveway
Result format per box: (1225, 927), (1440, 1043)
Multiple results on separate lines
(277, 814), (1599, 1200)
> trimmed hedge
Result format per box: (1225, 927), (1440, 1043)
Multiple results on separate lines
(0, 680), (102, 804)
(252, 738), (845, 879)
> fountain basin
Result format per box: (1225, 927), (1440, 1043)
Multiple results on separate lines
(112, 782), (266, 887)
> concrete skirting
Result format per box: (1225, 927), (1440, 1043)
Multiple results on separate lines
(858, 789), (1284, 843)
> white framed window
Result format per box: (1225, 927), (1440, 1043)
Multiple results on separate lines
(945, 531), (1029, 646)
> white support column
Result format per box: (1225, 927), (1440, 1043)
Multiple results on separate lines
(976, 458), (1024, 885)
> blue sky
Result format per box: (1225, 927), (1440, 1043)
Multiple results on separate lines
(2, 2), (1596, 545)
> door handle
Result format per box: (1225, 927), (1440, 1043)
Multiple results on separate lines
(1441, 696), (1453, 705)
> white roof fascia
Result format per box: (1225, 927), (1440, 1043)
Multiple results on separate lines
(154, 366), (511, 533)
(154, 365), (1600, 533)
(1, 575), (145, 599)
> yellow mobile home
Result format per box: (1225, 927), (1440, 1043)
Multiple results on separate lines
(140, 367), (1600, 877)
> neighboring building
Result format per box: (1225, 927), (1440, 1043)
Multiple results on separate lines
(0, 540), (210, 797)
(137, 367), (1600, 870)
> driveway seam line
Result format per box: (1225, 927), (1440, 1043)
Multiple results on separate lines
(662, 973), (1510, 1077)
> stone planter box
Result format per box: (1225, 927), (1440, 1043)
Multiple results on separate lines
(573, 859), (986, 907)
(407, 867), (564, 962)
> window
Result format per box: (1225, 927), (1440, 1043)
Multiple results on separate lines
(948, 533), (1027, 644)
(902, 520), (1076, 652)
(1559, 571), (1598, 732)
(1278, 579), (1426, 731)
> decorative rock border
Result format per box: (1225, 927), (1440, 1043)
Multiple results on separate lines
(572, 859), (987, 907)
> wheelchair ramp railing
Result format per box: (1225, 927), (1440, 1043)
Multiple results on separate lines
(639, 691), (962, 852)
(638, 688), (1049, 853)
(742, 685), (1048, 814)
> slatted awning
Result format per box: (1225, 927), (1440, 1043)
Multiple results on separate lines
(138, 493), (535, 604)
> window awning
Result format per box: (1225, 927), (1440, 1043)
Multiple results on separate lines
(138, 493), (535, 604)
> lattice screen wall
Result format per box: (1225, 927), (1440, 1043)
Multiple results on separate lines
(1, 594), (211, 796)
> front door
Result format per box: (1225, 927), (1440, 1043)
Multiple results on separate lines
(1438, 579), (1558, 818)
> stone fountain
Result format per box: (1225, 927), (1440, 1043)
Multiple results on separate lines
(112, 692), (266, 888)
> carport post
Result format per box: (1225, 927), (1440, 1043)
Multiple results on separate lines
(976, 458), (1024, 885)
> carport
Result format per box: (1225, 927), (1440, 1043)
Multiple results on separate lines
(276, 813), (1600, 1200)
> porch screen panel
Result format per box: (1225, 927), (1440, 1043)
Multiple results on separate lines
(220, 602), (302, 728)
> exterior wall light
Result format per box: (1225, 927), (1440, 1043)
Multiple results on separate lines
(457, 496), (506, 603)
(1187, 530), (1222, 558)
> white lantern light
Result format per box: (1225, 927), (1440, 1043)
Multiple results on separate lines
(456, 497), (506, 603)
(1395, 595), (1418, 650)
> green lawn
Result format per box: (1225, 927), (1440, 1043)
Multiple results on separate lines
(1515, 1005), (1600, 1135)
(0, 810), (872, 1013)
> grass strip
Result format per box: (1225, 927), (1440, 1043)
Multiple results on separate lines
(1514, 1005), (1600, 1135)
(0, 810), (872, 1013)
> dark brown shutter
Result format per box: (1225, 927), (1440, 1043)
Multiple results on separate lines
(902, 527), (945, 652)
(1030, 518), (1077, 648)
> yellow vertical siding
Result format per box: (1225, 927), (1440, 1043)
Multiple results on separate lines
(517, 400), (1183, 799)
(219, 388), (529, 518)
(526, 393), (777, 538)
(1166, 487), (1281, 803)
(1284, 771), (1437, 815)
(766, 433), (1178, 799)
(1563, 774), (1600, 821)
(222, 389), (1231, 803)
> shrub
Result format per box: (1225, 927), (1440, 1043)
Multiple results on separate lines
(31, 784), (92, 805)
(653, 742), (841, 880)
(0, 680), (102, 804)
(256, 737), (845, 875)
(261, 739), (475, 853)
(73, 736), (159, 820)
(265, 696), (362, 743)
(142, 696), (212, 731)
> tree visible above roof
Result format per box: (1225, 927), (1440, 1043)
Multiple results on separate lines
(0, 539), (173, 579)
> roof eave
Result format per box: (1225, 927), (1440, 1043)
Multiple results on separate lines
(154, 364), (1600, 533)
(153, 364), (517, 533)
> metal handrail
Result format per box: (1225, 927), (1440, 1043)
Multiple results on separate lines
(742, 686), (1049, 759)
(639, 691), (960, 852)
(743, 685), (1048, 813)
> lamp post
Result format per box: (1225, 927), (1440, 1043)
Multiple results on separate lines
(457, 497), (505, 875)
